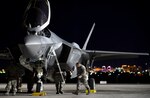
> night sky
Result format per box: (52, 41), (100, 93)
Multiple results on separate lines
(0, 0), (149, 66)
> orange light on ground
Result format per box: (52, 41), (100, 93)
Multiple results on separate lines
(93, 68), (102, 72)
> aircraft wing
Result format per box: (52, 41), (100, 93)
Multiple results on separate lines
(0, 47), (13, 60)
(85, 50), (149, 61)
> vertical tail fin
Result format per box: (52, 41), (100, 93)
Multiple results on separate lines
(82, 23), (95, 50)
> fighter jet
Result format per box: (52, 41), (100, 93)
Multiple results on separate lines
(11, 0), (149, 91)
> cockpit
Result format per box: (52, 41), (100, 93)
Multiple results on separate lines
(23, 0), (51, 37)
(27, 28), (51, 38)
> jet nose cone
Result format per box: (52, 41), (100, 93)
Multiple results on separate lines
(19, 35), (48, 60)
(25, 35), (41, 45)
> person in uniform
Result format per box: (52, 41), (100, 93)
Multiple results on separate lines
(5, 61), (19, 96)
(53, 68), (67, 94)
(16, 63), (25, 93)
(25, 69), (36, 93)
(73, 62), (90, 95)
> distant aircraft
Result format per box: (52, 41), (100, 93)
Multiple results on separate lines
(0, 0), (149, 92)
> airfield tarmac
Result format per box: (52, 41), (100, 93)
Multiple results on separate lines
(0, 83), (150, 98)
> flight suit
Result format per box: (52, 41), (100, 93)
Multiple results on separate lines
(54, 68), (67, 94)
(75, 63), (90, 95)
(5, 64), (19, 96)
(16, 64), (25, 93)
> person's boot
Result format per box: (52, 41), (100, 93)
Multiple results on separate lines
(56, 84), (59, 94)
(12, 91), (16, 96)
(56, 91), (59, 94)
(59, 87), (63, 94)
(59, 84), (63, 94)
(27, 90), (33, 93)
(5, 91), (9, 96)
(59, 90), (63, 94)
(72, 90), (79, 95)
(86, 88), (90, 95)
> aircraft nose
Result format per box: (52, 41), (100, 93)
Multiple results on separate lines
(19, 35), (48, 60)
(25, 35), (41, 45)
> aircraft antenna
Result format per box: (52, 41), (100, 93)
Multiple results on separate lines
(82, 23), (95, 50)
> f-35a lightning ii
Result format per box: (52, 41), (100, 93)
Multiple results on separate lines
(1, 0), (149, 92)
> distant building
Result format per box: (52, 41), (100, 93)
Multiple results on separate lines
(121, 65), (142, 73)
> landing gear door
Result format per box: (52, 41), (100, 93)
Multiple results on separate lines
(67, 48), (81, 66)
(67, 48), (82, 78)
